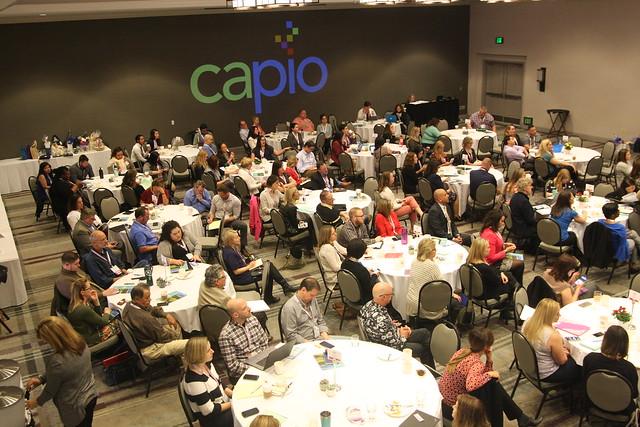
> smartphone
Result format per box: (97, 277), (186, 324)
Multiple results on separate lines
(156, 302), (169, 307)
(319, 341), (335, 349)
(242, 408), (259, 418)
(593, 332), (604, 337)
(392, 235), (401, 241)
(575, 275), (587, 287)
(243, 374), (259, 381)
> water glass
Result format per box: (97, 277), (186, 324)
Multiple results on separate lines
(366, 403), (377, 422)
(594, 291), (602, 303)
(350, 334), (359, 348)
(416, 390), (426, 409)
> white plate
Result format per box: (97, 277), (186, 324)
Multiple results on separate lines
(384, 401), (413, 418)
(377, 352), (400, 362)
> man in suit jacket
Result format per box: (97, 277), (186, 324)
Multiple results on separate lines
(309, 163), (350, 191)
(83, 230), (127, 288)
(428, 189), (471, 246)
(469, 158), (499, 200)
(315, 189), (348, 227)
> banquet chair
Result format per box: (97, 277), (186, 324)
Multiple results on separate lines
(593, 183), (614, 198)
(338, 152), (364, 181)
(118, 320), (179, 398)
(198, 214), (224, 263)
(629, 273), (640, 295)
(28, 176), (51, 216)
(336, 269), (363, 330)
(315, 132), (328, 155)
(232, 176), (251, 219)
(427, 321), (460, 377)
(270, 209), (310, 258)
(312, 212), (323, 243)
(379, 154), (397, 175)
(363, 177), (378, 200)
(275, 123), (288, 132)
(437, 135), (453, 155)
(199, 304), (230, 347)
(171, 155), (192, 186)
(314, 247), (341, 315)
(373, 123), (385, 136)
(277, 304), (285, 343)
(467, 182), (496, 226)
(217, 248), (261, 294)
(477, 136), (495, 161)
(628, 212), (640, 236)
(414, 280), (453, 328)
(177, 381), (197, 427)
(418, 178), (434, 209)
(568, 136), (583, 148)
(511, 330), (573, 418)
(508, 284), (530, 369)
(458, 263), (510, 327)
(99, 196), (121, 221)
(437, 120), (449, 132)
(506, 160), (521, 181)
(279, 138), (290, 151)
(420, 212), (430, 235)
(584, 219), (631, 284)
(580, 370), (636, 426)
(93, 187), (114, 214)
(533, 158), (551, 190)
(201, 172), (217, 193)
(578, 156), (603, 187)
(532, 218), (571, 270)
(121, 185), (140, 209)
(601, 141), (616, 168)
(357, 314), (369, 341)
(501, 203), (514, 242)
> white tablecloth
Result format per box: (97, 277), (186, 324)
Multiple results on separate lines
(296, 190), (373, 216)
(351, 119), (401, 143)
(362, 235), (467, 319)
(0, 196), (27, 308)
(560, 297), (640, 367)
(441, 129), (498, 154)
(438, 166), (505, 215)
(264, 132), (317, 152)
(107, 204), (204, 264)
(348, 144), (408, 179)
(0, 149), (111, 195)
(529, 147), (600, 175)
(158, 145), (201, 164)
(232, 340), (442, 427)
(84, 174), (152, 205)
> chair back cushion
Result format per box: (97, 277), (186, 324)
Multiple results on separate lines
(430, 322), (460, 367)
(586, 369), (633, 414)
(337, 269), (362, 304)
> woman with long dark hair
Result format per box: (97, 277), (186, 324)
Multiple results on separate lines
(541, 254), (589, 306)
(148, 128), (162, 151)
(143, 150), (168, 180)
(157, 220), (202, 265)
(35, 161), (53, 220)
(550, 190), (585, 257)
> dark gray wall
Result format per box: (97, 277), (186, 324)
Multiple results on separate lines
(0, 6), (469, 159)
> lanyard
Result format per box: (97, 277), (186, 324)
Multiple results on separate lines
(91, 249), (111, 265)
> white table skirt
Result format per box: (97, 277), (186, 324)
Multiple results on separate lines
(296, 190), (372, 216)
(362, 235), (467, 319)
(349, 145), (408, 179)
(158, 145), (201, 164)
(441, 129), (498, 154)
(351, 120), (401, 144)
(0, 196), (27, 308)
(84, 174), (152, 205)
(0, 148), (111, 195)
(232, 340), (442, 427)
(439, 166), (505, 215)
(107, 204), (204, 264)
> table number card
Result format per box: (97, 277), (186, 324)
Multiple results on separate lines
(629, 290), (640, 304)
(585, 184), (594, 193)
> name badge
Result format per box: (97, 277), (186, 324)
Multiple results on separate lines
(111, 265), (122, 276)
(186, 253), (194, 261)
(313, 325), (320, 338)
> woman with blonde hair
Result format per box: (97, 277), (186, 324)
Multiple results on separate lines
(67, 278), (115, 346)
(453, 137), (478, 166)
(467, 238), (517, 304)
(537, 138), (577, 179)
(249, 415), (280, 427)
(284, 154), (302, 185)
(544, 168), (576, 198)
(439, 327), (541, 426)
(25, 316), (98, 427)
(452, 394), (490, 427)
(374, 198), (402, 237)
(522, 298), (581, 384)
(377, 171), (423, 229)
(192, 149), (210, 181)
(237, 157), (262, 195)
(181, 336), (233, 427)
(317, 225), (347, 292)
(431, 140), (451, 166)
(502, 168), (524, 203)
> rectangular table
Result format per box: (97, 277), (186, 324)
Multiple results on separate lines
(0, 196), (27, 309)
(406, 98), (459, 128)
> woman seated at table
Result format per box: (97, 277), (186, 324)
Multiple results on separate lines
(615, 148), (633, 185)
(466, 238), (516, 306)
(157, 220), (202, 265)
(67, 193), (104, 231)
(341, 239), (379, 304)
(522, 298), (581, 384)
(249, 115), (265, 139)
(222, 229), (295, 304)
(550, 191), (586, 257)
(238, 157), (263, 195)
(107, 146), (131, 174)
(629, 157), (640, 187)
(121, 169), (144, 208)
(425, 160), (460, 217)
(35, 162), (53, 221)
(439, 327), (542, 427)
(284, 154), (302, 185)
(479, 210), (524, 285)
(606, 176), (638, 203)
(204, 155), (227, 188)
(406, 126), (423, 157)
(378, 171), (423, 229)
(510, 176), (538, 251)
(542, 254), (590, 306)
(317, 114), (333, 141)
(143, 150), (168, 181)
(502, 168), (524, 204)
(67, 278), (116, 347)
(330, 125), (355, 165)
(431, 140), (451, 166)
(252, 136), (290, 161)
(259, 176), (284, 223)
(392, 104), (410, 131)
(584, 325), (639, 417)
(140, 178), (170, 205)
(181, 336), (234, 427)
(317, 225), (347, 290)
(452, 394), (490, 427)
(192, 150), (210, 181)
(537, 139), (577, 179)
(453, 137), (478, 166)
(375, 198), (402, 238)
(401, 152), (428, 195)
(544, 168), (577, 199)
(279, 187), (312, 269)
(271, 161), (297, 189)
(420, 118), (441, 148)
(217, 143), (235, 167)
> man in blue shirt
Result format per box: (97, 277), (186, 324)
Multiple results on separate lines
(599, 203), (640, 269)
(183, 180), (212, 214)
(201, 133), (217, 158)
(130, 207), (159, 264)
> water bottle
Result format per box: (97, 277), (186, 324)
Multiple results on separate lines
(144, 264), (153, 286)
(98, 167), (104, 179)
(401, 227), (408, 245)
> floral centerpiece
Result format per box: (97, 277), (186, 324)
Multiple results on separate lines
(564, 142), (573, 151)
(612, 306), (632, 323)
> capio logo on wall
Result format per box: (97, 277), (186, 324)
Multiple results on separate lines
(190, 21), (328, 114)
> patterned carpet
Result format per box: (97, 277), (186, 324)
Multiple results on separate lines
(0, 141), (625, 426)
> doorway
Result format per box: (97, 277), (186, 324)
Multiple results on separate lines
(482, 61), (524, 124)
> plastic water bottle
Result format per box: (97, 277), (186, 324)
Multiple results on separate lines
(401, 227), (408, 245)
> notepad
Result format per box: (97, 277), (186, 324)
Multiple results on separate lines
(246, 300), (270, 313)
(207, 220), (221, 231)
(556, 321), (590, 336)
(384, 253), (403, 259)
(249, 258), (263, 270)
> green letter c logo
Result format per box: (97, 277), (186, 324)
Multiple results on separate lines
(190, 64), (222, 104)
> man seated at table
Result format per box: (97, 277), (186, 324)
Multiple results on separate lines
(72, 208), (122, 257)
(287, 122), (305, 151)
(356, 101), (377, 121)
(83, 230), (128, 289)
(309, 163), (350, 191)
(201, 133), (218, 158)
(342, 239), (379, 304)
(184, 180), (212, 214)
(208, 182), (249, 255)
(503, 136), (529, 167)
(316, 190), (348, 228)
(219, 298), (270, 382)
(502, 125), (523, 147)
(469, 106), (496, 132)
(428, 189), (471, 246)
(131, 134), (149, 166)
(122, 284), (187, 360)
(69, 154), (95, 187)
(337, 207), (380, 247)
(293, 109), (315, 132)
(140, 178), (170, 206)
(599, 203), (640, 270)
(281, 277), (329, 343)
(524, 125), (541, 149)
(360, 282), (434, 368)
(469, 158), (499, 200)
(238, 120), (250, 144)
(296, 141), (317, 178)
(130, 206), (160, 264)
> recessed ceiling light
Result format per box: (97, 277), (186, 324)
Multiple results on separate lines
(39, 13), (47, 16)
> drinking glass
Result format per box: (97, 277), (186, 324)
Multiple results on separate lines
(416, 390), (426, 409)
(594, 291), (602, 303)
(366, 403), (377, 422)
(350, 334), (359, 348)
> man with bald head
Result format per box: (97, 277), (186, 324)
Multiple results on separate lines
(360, 283), (434, 368)
(428, 189), (471, 246)
(218, 298), (269, 381)
(469, 158), (499, 200)
(83, 230), (128, 288)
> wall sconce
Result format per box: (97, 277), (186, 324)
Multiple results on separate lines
(537, 67), (546, 92)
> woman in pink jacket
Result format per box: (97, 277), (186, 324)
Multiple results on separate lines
(479, 210), (524, 285)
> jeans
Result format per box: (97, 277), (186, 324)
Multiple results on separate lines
(542, 356), (581, 384)
(75, 397), (98, 427)
(403, 328), (435, 369)
(244, 261), (292, 299)
(469, 379), (524, 427)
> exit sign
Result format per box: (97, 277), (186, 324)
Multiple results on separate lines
(495, 36), (504, 45)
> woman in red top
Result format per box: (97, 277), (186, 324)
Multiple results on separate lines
(140, 178), (170, 206)
(479, 209), (524, 285)
(439, 328), (541, 427)
(285, 155), (302, 185)
(375, 199), (402, 237)
(330, 125), (355, 165)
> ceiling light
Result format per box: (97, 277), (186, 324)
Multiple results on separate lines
(359, 0), (406, 5)
(39, 13), (47, 16)
(229, 0), (316, 9)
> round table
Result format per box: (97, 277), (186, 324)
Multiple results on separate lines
(107, 204), (204, 264)
(265, 131), (317, 152)
(362, 235), (468, 319)
(440, 129), (498, 154)
(560, 297), (640, 367)
(351, 119), (401, 143)
(158, 145), (201, 164)
(348, 144), (408, 179)
(296, 189), (373, 216)
(232, 339), (442, 427)
(529, 146), (600, 174)
(83, 173), (152, 205)
(437, 166), (505, 215)
(225, 160), (274, 186)
(567, 195), (630, 252)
